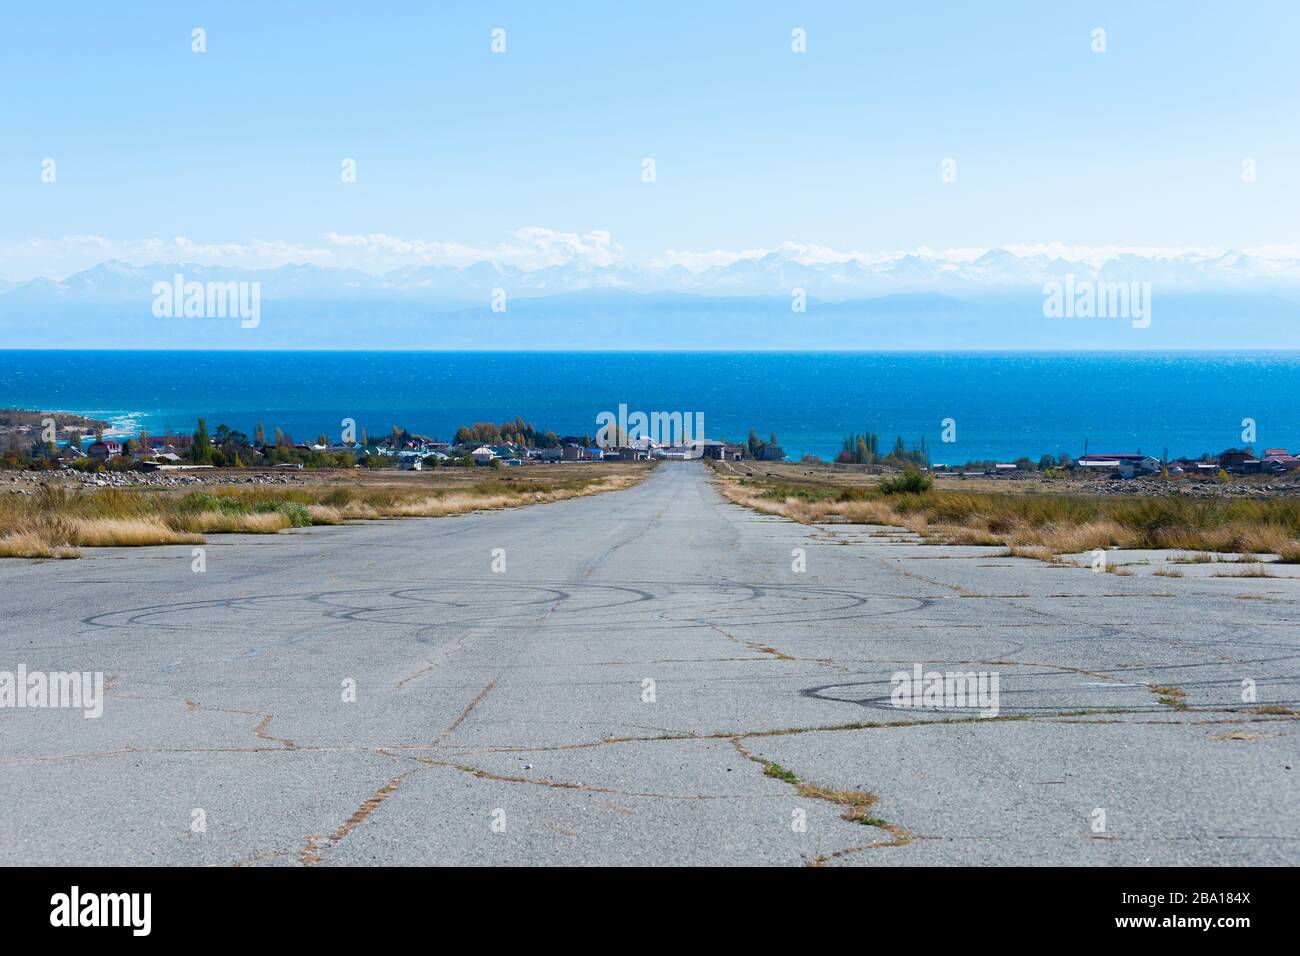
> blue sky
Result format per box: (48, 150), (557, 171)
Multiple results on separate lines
(2, 1), (1298, 279)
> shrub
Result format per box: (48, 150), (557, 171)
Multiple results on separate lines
(271, 501), (312, 527)
(879, 466), (933, 495)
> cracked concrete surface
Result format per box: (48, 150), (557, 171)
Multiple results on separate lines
(1, 462), (1296, 865)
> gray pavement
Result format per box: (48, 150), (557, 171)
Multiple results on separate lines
(1, 462), (1296, 866)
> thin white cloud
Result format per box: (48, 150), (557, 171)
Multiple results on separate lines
(322, 227), (624, 271)
(0, 235), (336, 281)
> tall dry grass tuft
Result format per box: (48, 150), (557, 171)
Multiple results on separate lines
(71, 518), (203, 547)
(0, 532), (80, 559)
(173, 511), (288, 534)
(307, 505), (343, 525)
(1035, 520), (1128, 554)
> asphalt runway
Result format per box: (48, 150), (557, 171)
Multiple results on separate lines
(1, 462), (1296, 865)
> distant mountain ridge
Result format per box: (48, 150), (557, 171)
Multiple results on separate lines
(4, 249), (1300, 350)
(8, 246), (1300, 306)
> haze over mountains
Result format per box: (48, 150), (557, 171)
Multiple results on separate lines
(4, 248), (1300, 349)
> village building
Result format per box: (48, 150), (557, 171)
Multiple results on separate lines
(86, 439), (123, 461)
(1076, 452), (1161, 478)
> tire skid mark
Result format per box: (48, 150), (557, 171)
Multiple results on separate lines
(81, 580), (917, 632)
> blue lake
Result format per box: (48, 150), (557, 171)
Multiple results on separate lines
(1, 350), (1296, 463)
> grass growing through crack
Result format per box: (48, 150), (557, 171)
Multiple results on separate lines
(1213, 565), (1276, 578)
(739, 743), (884, 826)
(1151, 685), (1190, 710)
(761, 761), (800, 786)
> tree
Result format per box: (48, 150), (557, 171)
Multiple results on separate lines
(254, 421), (266, 446)
(191, 419), (213, 464)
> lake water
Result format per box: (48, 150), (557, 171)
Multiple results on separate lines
(1, 350), (1296, 463)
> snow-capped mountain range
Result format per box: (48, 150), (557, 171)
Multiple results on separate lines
(6, 247), (1300, 306)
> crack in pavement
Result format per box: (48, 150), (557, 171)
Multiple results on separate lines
(7, 709), (1290, 769)
(728, 737), (919, 865)
(430, 679), (497, 747)
(298, 774), (406, 866)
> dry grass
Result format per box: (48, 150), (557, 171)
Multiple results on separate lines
(1272, 542), (1300, 564)
(173, 511), (289, 534)
(1212, 565), (1276, 578)
(71, 518), (204, 547)
(749, 749), (883, 825)
(793, 779), (882, 824)
(937, 526), (1005, 546)
(1002, 544), (1057, 563)
(1246, 705), (1296, 716)
(0, 465), (651, 558)
(714, 468), (1300, 561)
(0, 531), (80, 559)
(1151, 685), (1189, 710)
(307, 505), (344, 525)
